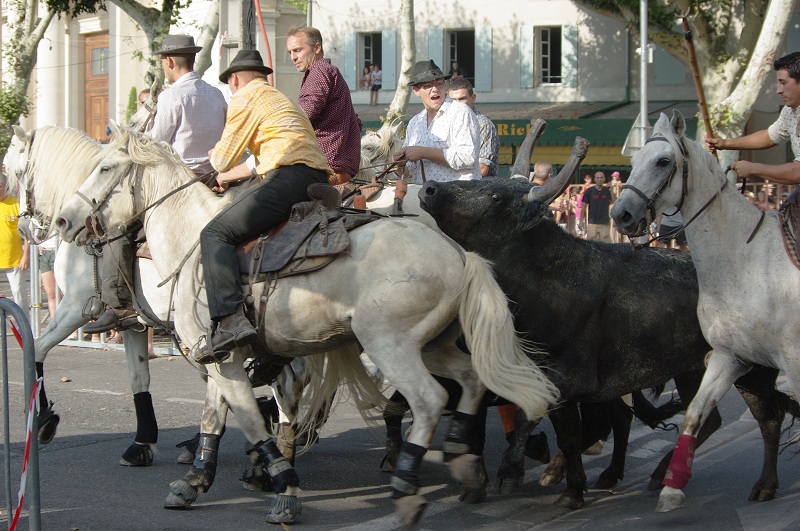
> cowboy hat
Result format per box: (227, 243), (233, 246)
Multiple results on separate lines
(154, 34), (202, 55)
(219, 49), (274, 84)
(407, 60), (451, 86)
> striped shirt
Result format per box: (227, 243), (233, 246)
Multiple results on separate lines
(210, 79), (331, 177)
(147, 71), (227, 175)
(767, 105), (800, 161)
(403, 98), (480, 183)
(474, 108), (499, 177)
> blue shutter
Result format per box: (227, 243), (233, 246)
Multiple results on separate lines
(382, 30), (397, 91)
(654, 45), (688, 85)
(343, 32), (356, 90)
(427, 28), (444, 67)
(519, 25), (534, 88)
(474, 27), (492, 92)
(787, 13), (800, 53)
(561, 25), (578, 88)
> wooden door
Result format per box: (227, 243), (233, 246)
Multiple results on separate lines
(84, 33), (109, 141)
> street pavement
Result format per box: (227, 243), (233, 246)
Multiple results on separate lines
(1, 337), (800, 530)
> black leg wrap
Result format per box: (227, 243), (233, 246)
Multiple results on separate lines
(391, 442), (427, 499)
(251, 439), (300, 494)
(443, 412), (477, 462)
(133, 392), (158, 444)
(183, 433), (221, 493)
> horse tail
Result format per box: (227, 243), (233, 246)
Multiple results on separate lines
(293, 344), (388, 450)
(458, 252), (559, 421)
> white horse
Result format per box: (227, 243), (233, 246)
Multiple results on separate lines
(4, 124), (308, 471)
(54, 126), (559, 525)
(611, 110), (800, 512)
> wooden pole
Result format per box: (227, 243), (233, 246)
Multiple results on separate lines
(680, 10), (717, 158)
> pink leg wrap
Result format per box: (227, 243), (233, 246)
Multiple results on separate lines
(663, 434), (698, 489)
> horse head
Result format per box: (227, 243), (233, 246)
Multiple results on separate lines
(56, 125), (143, 245)
(356, 121), (403, 181)
(611, 110), (697, 237)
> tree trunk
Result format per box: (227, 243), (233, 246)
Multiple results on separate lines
(195, 0), (222, 76)
(384, 0), (415, 125)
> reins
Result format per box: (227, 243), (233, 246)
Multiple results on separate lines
(625, 135), (728, 250)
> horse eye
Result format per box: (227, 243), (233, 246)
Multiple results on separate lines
(656, 157), (671, 167)
(490, 193), (501, 202)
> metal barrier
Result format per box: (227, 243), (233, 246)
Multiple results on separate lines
(0, 297), (40, 531)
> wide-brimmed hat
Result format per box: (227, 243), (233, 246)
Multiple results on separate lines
(219, 49), (274, 83)
(154, 34), (202, 55)
(407, 60), (451, 86)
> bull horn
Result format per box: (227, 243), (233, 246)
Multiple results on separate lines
(510, 118), (548, 179)
(527, 137), (591, 204)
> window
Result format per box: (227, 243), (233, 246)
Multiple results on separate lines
(539, 27), (562, 84)
(445, 29), (475, 86)
(361, 33), (382, 71)
(91, 46), (109, 76)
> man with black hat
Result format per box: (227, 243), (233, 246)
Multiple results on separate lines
(195, 49), (332, 364)
(392, 60), (480, 183)
(84, 34), (227, 335)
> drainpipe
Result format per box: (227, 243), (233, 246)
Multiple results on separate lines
(578, 28), (630, 119)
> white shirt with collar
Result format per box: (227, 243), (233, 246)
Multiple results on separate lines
(403, 98), (481, 183)
(147, 71), (228, 175)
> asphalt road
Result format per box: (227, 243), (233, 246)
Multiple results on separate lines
(1, 337), (800, 530)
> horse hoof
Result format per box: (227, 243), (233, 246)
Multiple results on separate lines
(394, 494), (427, 528)
(593, 475), (618, 491)
(266, 494), (301, 524)
(447, 454), (485, 491)
(539, 469), (565, 487)
(119, 442), (155, 466)
(38, 408), (60, 444)
(163, 479), (198, 509)
(554, 492), (584, 510)
(656, 486), (685, 512)
(458, 486), (487, 504)
(495, 475), (523, 495)
(748, 486), (776, 502)
(380, 454), (396, 473)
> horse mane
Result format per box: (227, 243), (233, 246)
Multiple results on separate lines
(356, 121), (403, 181)
(27, 126), (106, 224)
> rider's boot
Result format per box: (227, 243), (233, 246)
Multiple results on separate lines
(83, 302), (138, 333)
(194, 305), (257, 364)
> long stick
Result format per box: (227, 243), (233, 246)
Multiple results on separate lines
(680, 10), (718, 158)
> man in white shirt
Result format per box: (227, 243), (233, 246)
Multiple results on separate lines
(392, 60), (480, 183)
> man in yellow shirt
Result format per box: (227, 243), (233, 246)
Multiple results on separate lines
(0, 171), (29, 311)
(196, 49), (331, 364)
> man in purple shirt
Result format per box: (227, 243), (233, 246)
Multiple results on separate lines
(287, 26), (362, 185)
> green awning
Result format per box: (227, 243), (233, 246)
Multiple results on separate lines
(362, 117), (698, 147)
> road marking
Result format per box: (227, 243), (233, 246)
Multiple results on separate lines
(165, 397), (205, 405)
(73, 389), (125, 396)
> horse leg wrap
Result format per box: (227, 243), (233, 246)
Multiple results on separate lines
(390, 442), (427, 499)
(663, 434), (697, 489)
(133, 392), (158, 444)
(443, 412), (477, 462)
(251, 439), (300, 494)
(36, 362), (48, 410)
(183, 433), (221, 493)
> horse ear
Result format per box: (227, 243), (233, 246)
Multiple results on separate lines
(670, 110), (686, 137)
(12, 125), (27, 142)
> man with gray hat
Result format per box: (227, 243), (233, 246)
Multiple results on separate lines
(195, 49), (331, 364)
(392, 60), (480, 183)
(84, 34), (227, 335)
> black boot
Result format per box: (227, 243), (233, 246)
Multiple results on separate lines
(194, 306), (257, 364)
(83, 303), (138, 333)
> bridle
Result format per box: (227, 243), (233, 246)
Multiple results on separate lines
(620, 133), (728, 249)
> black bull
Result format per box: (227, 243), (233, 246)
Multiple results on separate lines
(417, 131), (799, 510)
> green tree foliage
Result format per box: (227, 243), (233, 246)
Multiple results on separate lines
(125, 86), (139, 123)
